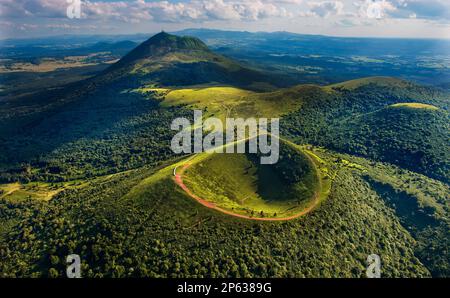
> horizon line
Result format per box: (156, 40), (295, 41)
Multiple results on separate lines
(2, 28), (450, 42)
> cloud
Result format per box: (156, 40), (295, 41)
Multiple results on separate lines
(0, 0), (67, 18)
(81, 0), (296, 23)
(389, 0), (450, 20)
(2, 0), (449, 22)
(334, 17), (371, 26)
(353, 0), (396, 19)
(307, 1), (344, 18)
(0, 0), (296, 22)
(353, 0), (450, 20)
(1, 0), (449, 37)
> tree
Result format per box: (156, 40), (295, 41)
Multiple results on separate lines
(48, 268), (59, 278)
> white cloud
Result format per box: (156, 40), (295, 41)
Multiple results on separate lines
(3, 0), (448, 22)
(1, 0), (449, 39)
(353, 0), (450, 20)
(353, 0), (396, 19)
(66, 0), (292, 23)
(389, 0), (450, 20)
(307, 1), (344, 18)
(0, 0), (66, 18)
(23, 0), (292, 23)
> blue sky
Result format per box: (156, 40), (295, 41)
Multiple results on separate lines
(0, 0), (449, 39)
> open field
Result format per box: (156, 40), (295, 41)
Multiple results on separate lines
(0, 55), (119, 73)
(0, 180), (87, 201)
(0, 170), (137, 202)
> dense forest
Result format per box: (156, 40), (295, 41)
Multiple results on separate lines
(0, 87), (192, 183)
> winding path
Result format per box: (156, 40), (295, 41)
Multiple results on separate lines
(173, 152), (323, 221)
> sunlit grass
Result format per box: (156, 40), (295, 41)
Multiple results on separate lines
(390, 102), (439, 110)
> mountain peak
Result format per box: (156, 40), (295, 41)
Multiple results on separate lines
(146, 31), (209, 51)
(100, 32), (285, 89)
(110, 32), (209, 69)
(150, 31), (174, 42)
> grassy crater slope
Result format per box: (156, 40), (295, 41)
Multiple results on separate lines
(180, 140), (325, 220)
